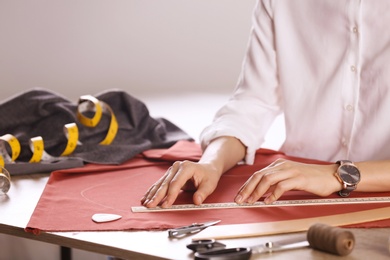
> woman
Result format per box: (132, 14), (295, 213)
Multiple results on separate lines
(141, 0), (390, 208)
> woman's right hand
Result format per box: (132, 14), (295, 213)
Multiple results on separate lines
(140, 160), (222, 208)
(141, 136), (247, 208)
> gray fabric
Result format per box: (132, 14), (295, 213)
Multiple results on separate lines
(0, 88), (192, 175)
(4, 158), (84, 175)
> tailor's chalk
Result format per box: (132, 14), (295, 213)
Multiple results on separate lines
(92, 213), (122, 223)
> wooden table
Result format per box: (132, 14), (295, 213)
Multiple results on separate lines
(1, 173), (390, 260)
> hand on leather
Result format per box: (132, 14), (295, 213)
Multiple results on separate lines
(234, 159), (340, 204)
(141, 160), (221, 208)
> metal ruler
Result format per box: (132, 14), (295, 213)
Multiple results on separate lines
(131, 196), (390, 213)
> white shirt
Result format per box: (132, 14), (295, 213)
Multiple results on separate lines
(200, 0), (390, 164)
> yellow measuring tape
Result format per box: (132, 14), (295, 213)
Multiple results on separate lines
(0, 134), (21, 163)
(77, 95), (118, 145)
(0, 155), (4, 168)
(28, 137), (44, 163)
(61, 123), (79, 156)
(0, 128), (80, 164)
(1, 95), (118, 166)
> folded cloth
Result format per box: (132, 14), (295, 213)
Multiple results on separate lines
(25, 141), (390, 234)
(0, 88), (192, 174)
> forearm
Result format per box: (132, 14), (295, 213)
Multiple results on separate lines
(355, 160), (390, 192)
(199, 136), (246, 177)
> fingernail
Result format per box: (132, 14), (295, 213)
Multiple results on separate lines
(264, 196), (273, 205)
(161, 201), (170, 208)
(235, 194), (243, 204)
(194, 195), (203, 205)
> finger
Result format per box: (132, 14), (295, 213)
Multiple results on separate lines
(235, 169), (269, 204)
(161, 161), (197, 208)
(140, 183), (157, 204)
(238, 168), (272, 194)
(192, 176), (219, 205)
(144, 163), (181, 207)
(263, 177), (300, 204)
(141, 167), (172, 203)
(236, 166), (291, 204)
(235, 160), (285, 197)
(247, 170), (281, 203)
(141, 177), (165, 204)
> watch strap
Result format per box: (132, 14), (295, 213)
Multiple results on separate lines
(336, 160), (352, 165)
(338, 185), (357, 197)
(335, 160), (358, 197)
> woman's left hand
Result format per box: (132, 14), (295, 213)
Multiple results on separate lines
(234, 159), (341, 204)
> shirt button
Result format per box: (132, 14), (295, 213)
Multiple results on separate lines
(352, 27), (358, 33)
(341, 138), (348, 147)
(350, 66), (357, 72)
(345, 104), (354, 111)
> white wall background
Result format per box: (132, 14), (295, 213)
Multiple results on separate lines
(0, 0), (256, 101)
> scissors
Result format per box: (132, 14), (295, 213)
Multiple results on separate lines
(187, 236), (310, 260)
(168, 220), (221, 238)
(186, 239), (226, 253)
(188, 223), (355, 259)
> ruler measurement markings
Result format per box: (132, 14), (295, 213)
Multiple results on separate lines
(131, 197), (390, 213)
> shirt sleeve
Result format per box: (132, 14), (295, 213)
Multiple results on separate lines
(200, 0), (282, 165)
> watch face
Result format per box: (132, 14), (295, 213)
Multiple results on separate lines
(339, 164), (361, 185)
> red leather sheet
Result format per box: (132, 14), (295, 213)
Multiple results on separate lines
(26, 141), (390, 234)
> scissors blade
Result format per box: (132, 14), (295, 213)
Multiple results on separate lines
(168, 220), (221, 238)
(201, 220), (221, 228)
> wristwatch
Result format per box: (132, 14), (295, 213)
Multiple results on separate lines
(334, 160), (361, 197)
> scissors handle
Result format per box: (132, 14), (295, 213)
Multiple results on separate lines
(194, 247), (251, 260)
(187, 239), (226, 252)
